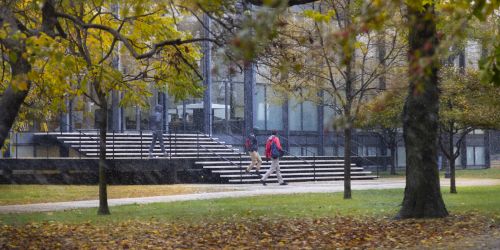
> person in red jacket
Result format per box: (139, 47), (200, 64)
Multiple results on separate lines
(261, 130), (287, 186)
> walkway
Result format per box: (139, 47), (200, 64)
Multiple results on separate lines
(1, 178), (499, 214)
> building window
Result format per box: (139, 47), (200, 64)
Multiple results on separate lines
(367, 147), (377, 156)
(266, 87), (283, 130)
(305, 146), (318, 156)
(254, 85), (284, 131)
(323, 93), (337, 131)
(337, 146), (345, 157)
(255, 85), (266, 130)
(467, 146), (485, 166)
(288, 146), (318, 156)
(289, 146), (301, 156)
(303, 101), (318, 131)
(324, 146), (334, 156)
(288, 98), (301, 131)
(471, 129), (484, 135)
(288, 96), (318, 131)
(397, 146), (406, 167)
(357, 146), (378, 156)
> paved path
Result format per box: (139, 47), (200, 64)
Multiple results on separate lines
(1, 178), (499, 214)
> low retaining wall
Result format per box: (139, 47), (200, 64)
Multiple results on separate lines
(0, 158), (218, 184)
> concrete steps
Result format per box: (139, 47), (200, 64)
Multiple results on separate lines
(195, 156), (376, 183)
(491, 160), (500, 169)
(46, 132), (239, 159)
(39, 132), (377, 183)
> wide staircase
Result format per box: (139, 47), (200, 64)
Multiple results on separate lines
(35, 132), (377, 183)
(491, 154), (500, 169)
(37, 131), (241, 159)
(196, 156), (377, 183)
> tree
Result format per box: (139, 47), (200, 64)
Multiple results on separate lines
(56, 1), (206, 215)
(245, 0), (499, 218)
(0, 0), (71, 149)
(397, 0), (500, 218)
(396, 2), (450, 218)
(243, 0), (404, 199)
(1, 0), (211, 215)
(439, 68), (500, 193)
(359, 87), (406, 175)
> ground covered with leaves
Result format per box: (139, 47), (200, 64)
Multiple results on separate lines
(1, 213), (498, 249)
(0, 185), (235, 205)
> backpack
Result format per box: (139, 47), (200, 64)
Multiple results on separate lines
(270, 140), (280, 159)
(245, 138), (251, 151)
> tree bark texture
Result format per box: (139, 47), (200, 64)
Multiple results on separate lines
(97, 93), (110, 215)
(398, 4), (448, 218)
(0, 54), (31, 149)
(343, 127), (352, 199)
(0, 0), (60, 149)
(449, 130), (457, 194)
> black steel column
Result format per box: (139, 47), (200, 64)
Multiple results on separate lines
(485, 130), (491, 168)
(111, 90), (120, 131)
(318, 91), (325, 155)
(202, 14), (212, 135)
(224, 80), (229, 133)
(135, 106), (140, 130)
(60, 98), (70, 132)
(120, 92), (125, 131)
(164, 92), (169, 132)
(243, 61), (255, 137)
(182, 100), (187, 131)
(282, 96), (289, 152)
(461, 136), (467, 168)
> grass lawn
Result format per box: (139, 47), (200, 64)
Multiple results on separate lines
(378, 167), (500, 179)
(0, 184), (233, 206)
(1, 186), (499, 249)
(1, 185), (499, 225)
(454, 168), (500, 179)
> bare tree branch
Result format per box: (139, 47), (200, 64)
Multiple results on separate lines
(54, 11), (217, 60)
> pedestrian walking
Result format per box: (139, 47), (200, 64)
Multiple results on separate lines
(148, 105), (167, 158)
(261, 130), (287, 186)
(245, 132), (262, 177)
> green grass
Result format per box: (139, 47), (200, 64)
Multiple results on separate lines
(2, 169), (496, 206)
(378, 168), (500, 179)
(0, 185), (232, 205)
(1, 185), (499, 225)
(454, 168), (500, 179)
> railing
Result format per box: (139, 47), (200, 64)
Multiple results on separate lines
(279, 136), (319, 181)
(5, 127), (102, 160)
(217, 122), (326, 182)
(197, 144), (247, 183)
(3, 121), (386, 179)
(348, 139), (385, 178)
(168, 125), (248, 183)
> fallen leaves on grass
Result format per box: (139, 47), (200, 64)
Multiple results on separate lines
(0, 213), (497, 249)
(0, 185), (235, 205)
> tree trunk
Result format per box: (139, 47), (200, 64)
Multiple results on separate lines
(97, 95), (110, 215)
(343, 127), (352, 199)
(450, 157), (457, 194)
(341, 0), (354, 200)
(0, 0), (59, 149)
(448, 130), (457, 194)
(0, 54), (31, 148)
(390, 146), (397, 175)
(397, 4), (448, 219)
